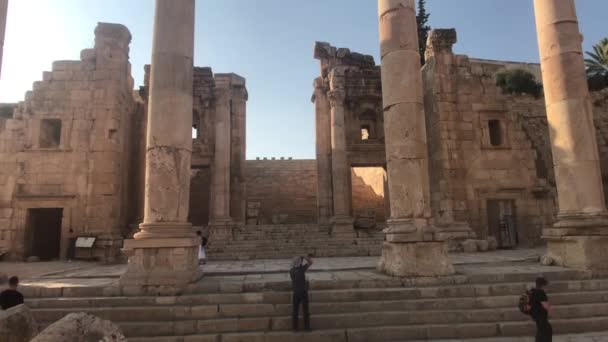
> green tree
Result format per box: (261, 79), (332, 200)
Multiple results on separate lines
(417, 0), (431, 66)
(585, 38), (608, 91)
(496, 69), (543, 98)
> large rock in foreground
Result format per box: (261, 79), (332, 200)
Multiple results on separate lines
(31, 312), (126, 342)
(0, 304), (39, 342)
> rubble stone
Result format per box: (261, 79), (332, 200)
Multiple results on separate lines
(31, 312), (126, 342)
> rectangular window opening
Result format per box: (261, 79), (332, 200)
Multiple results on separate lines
(488, 120), (502, 147)
(39, 119), (62, 148)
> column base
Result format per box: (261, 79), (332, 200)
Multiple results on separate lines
(434, 222), (476, 252)
(378, 218), (454, 277)
(133, 222), (195, 239)
(209, 219), (234, 241)
(330, 216), (355, 238)
(377, 241), (454, 277)
(543, 214), (608, 271)
(120, 237), (203, 287)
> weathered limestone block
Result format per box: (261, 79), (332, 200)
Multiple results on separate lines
(377, 241), (454, 277)
(31, 312), (126, 342)
(461, 239), (478, 253)
(0, 304), (39, 342)
(476, 239), (490, 252)
(487, 237), (498, 251)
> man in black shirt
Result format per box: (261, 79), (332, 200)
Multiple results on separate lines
(0, 276), (24, 310)
(530, 276), (552, 342)
(290, 253), (314, 332)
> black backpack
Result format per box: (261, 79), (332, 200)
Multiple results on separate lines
(518, 290), (532, 315)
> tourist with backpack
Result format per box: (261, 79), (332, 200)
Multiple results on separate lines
(289, 253), (314, 332)
(519, 276), (552, 342)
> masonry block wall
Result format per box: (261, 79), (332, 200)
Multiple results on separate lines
(423, 29), (608, 247)
(0, 23), (137, 261)
(244, 160), (318, 224)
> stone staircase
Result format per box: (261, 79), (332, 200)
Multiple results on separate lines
(207, 224), (385, 260)
(25, 266), (608, 341)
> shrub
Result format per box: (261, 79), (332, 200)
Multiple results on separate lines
(496, 69), (543, 98)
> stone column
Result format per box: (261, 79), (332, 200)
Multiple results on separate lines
(534, 0), (608, 270)
(120, 0), (201, 287)
(0, 0), (7, 79)
(376, 0), (454, 277)
(328, 68), (355, 237)
(209, 76), (233, 239)
(230, 82), (248, 225)
(313, 77), (333, 225)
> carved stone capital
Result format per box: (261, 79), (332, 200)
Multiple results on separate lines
(327, 90), (346, 108)
(426, 29), (457, 56)
(232, 86), (248, 102)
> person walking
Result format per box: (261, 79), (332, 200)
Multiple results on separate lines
(196, 231), (207, 265)
(290, 253), (314, 332)
(0, 276), (24, 310)
(530, 276), (552, 342)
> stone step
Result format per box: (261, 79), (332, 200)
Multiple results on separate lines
(30, 290), (608, 324)
(120, 315), (608, 341)
(25, 274), (608, 305)
(118, 303), (595, 337)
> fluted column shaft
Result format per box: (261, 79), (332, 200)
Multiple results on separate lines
(314, 78), (333, 224)
(135, 0), (195, 239)
(328, 89), (351, 219)
(534, 0), (606, 218)
(210, 86), (232, 226)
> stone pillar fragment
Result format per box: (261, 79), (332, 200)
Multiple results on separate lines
(120, 0), (201, 287)
(376, 0), (453, 277)
(209, 74), (236, 239)
(230, 85), (247, 225)
(0, 0), (7, 79)
(534, 0), (608, 270)
(313, 77), (333, 225)
(328, 69), (355, 236)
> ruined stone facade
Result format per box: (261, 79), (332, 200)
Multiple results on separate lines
(2, 18), (608, 263)
(0, 23), (137, 261)
(314, 31), (608, 253)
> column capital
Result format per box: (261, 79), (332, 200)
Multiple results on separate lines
(213, 86), (231, 100)
(328, 90), (346, 108)
(231, 86), (248, 102)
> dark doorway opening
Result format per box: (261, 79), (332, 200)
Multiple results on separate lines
(487, 200), (518, 248)
(27, 208), (63, 260)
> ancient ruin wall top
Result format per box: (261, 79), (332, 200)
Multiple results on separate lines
(314, 42), (376, 78)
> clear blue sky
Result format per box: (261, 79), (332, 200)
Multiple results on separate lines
(1, 1), (606, 159)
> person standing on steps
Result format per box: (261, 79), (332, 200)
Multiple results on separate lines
(196, 230), (208, 265)
(530, 276), (552, 342)
(0, 276), (24, 310)
(290, 253), (314, 332)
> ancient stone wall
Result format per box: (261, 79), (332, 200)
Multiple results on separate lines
(423, 29), (608, 247)
(244, 159), (317, 224)
(0, 23), (137, 261)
